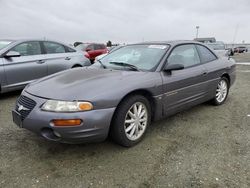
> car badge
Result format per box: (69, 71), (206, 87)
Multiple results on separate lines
(17, 103), (29, 112)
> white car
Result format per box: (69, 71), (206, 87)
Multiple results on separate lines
(206, 41), (233, 57)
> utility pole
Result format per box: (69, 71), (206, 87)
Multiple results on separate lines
(196, 26), (200, 39)
(232, 24), (239, 48)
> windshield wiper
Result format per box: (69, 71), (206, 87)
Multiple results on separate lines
(96, 59), (107, 69)
(109, 62), (140, 71)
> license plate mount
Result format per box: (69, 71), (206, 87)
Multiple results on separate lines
(12, 110), (23, 128)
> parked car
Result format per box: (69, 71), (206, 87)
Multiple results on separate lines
(12, 41), (236, 147)
(75, 43), (108, 62)
(233, 46), (248, 53)
(206, 41), (234, 56)
(95, 45), (125, 61)
(0, 39), (91, 94)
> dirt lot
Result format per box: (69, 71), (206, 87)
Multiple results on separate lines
(0, 54), (249, 188)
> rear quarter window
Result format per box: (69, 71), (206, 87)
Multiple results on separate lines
(94, 44), (106, 50)
(100, 44), (106, 49)
(65, 46), (76, 53)
(43, 42), (66, 54)
(196, 45), (217, 63)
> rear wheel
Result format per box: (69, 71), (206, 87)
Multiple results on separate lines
(110, 95), (151, 147)
(212, 77), (229, 105)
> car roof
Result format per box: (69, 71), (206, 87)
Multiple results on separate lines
(0, 39), (74, 48)
(133, 40), (203, 46)
(82, 43), (106, 45)
(0, 39), (44, 42)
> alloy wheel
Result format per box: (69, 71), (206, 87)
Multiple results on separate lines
(216, 80), (228, 103)
(124, 102), (148, 141)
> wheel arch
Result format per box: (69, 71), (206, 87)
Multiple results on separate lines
(112, 89), (157, 123)
(221, 73), (230, 86)
(71, 64), (82, 68)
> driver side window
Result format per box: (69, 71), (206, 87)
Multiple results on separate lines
(168, 44), (200, 68)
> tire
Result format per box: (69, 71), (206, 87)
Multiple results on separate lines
(110, 95), (151, 147)
(211, 77), (229, 106)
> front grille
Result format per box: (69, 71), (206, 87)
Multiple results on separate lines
(15, 95), (36, 120)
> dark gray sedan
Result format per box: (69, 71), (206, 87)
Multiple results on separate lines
(0, 39), (91, 93)
(12, 41), (236, 147)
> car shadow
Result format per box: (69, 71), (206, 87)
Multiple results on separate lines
(16, 132), (126, 160)
(0, 90), (21, 100)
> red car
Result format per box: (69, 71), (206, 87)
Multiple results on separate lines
(75, 43), (108, 62)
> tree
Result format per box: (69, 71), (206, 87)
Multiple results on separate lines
(107, 40), (112, 47)
(73, 42), (83, 47)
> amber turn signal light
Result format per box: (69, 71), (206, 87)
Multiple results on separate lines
(52, 119), (82, 127)
(78, 102), (93, 111)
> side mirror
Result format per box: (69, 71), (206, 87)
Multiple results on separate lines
(4, 51), (21, 58)
(164, 63), (184, 73)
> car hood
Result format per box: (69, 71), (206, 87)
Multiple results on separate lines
(25, 67), (156, 103)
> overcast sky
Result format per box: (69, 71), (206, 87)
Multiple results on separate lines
(1, 0), (250, 44)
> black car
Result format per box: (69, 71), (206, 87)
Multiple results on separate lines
(234, 46), (248, 53)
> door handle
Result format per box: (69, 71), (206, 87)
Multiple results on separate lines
(65, 57), (71, 60)
(36, 60), (45, 64)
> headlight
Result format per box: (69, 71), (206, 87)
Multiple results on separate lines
(41, 100), (93, 112)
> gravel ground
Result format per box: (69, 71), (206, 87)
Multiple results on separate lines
(232, 52), (250, 62)
(0, 54), (249, 188)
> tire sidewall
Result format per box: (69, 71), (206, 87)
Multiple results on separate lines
(111, 95), (151, 147)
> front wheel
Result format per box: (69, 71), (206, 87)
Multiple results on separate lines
(212, 77), (229, 105)
(110, 95), (151, 147)
(72, 65), (82, 68)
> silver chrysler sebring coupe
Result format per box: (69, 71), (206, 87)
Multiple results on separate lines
(12, 41), (236, 147)
(0, 39), (91, 93)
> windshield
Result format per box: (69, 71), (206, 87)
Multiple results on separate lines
(0, 41), (12, 50)
(207, 43), (225, 50)
(97, 44), (169, 71)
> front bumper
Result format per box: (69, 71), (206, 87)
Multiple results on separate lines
(13, 91), (116, 144)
